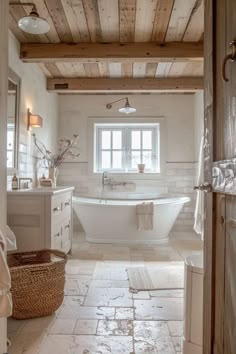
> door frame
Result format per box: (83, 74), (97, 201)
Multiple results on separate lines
(0, 1), (9, 353)
(203, 0), (229, 353)
(203, 0), (215, 353)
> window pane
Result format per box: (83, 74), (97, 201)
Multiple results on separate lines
(132, 131), (141, 149)
(143, 151), (152, 169)
(102, 131), (111, 149)
(112, 151), (122, 169)
(143, 131), (152, 149)
(131, 151), (141, 168)
(112, 131), (122, 149)
(7, 151), (13, 168)
(102, 151), (111, 169)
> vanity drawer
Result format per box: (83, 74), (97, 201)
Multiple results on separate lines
(52, 197), (62, 215)
(61, 217), (71, 253)
(52, 223), (62, 250)
(62, 194), (71, 211)
(51, 192), (71, 220)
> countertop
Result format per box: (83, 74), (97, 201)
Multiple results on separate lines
(7, 186), (74, 196)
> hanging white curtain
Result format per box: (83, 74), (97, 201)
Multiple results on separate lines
(194, 136), (205, 239)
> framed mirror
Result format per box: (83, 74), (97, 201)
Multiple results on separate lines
(7, 69), (20, 171)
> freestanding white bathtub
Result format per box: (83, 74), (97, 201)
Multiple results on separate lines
(73, 195), (190, 244)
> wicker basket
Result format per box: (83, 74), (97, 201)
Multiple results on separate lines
(7, 249), (67, 320)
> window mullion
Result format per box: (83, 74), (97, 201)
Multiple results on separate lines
(141, 130), (143, 164)
(111, 130), (113, 169)
(126, 128), (131, 171)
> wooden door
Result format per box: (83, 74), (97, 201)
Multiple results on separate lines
(204, 0), (236, 353)
(0, 1), (9, 353)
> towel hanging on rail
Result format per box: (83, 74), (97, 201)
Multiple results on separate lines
(136, 202), (154, 230)
(194, 136), (204, 239)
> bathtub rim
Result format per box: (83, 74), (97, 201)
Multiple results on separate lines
(72, 195), (190, 206)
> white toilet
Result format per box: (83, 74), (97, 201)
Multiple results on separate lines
(183, 252), (203, 354)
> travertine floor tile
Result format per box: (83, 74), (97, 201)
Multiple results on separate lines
(89, 279), (129, 288)
(93, 263), (128, 280)
(63, 295), (85, 306)
(84, 287), (133, 307)
(134, 297), (183, 320)
(134, 337), (175, 354)
(168, 321), (183, 337)
(115, 307), (134, 320)
(172, 336), (182, 352)
(64, 276), (90, 296)
(97, 320), (133, 336)
(39, 334), (133, 354)
(73, 320), (98, 335)
(66, 259), (96, 275)
(8, 316), (55, 354)
(49, 319), (76, 334)
(134, 321), (175, 353)
(57, 305), (115, 320)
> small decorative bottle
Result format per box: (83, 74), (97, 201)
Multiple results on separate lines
(12, 173), (18, 190)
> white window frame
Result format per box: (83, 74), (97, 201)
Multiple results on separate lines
(88, 117), (166, 179)
(95, 125), (159, 173)
(7, 123), (15, 169)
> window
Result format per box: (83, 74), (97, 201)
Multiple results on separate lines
(7, 123), (15, 168)
(95, 124), (160, 173)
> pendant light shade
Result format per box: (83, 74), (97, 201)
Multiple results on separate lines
(10, 3), (50, 35)
(18, 10), (50, 34)
(106, 97), (136, 115)
(118, 98), (136, 114)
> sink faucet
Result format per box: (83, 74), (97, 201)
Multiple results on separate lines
(19, 177), (33, 189)
(102, 171), (112, 187)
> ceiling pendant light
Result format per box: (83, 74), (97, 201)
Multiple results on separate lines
(106, 97), (136, 115)
(10, 3), (50, 35)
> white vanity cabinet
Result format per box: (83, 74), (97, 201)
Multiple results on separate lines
(7, 187), (74, 253)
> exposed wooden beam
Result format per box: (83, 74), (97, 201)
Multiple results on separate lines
(47, 77), (203, 93)
(20, 42), (203, 63)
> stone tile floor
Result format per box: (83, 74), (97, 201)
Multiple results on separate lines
(8, 231), (202, 354)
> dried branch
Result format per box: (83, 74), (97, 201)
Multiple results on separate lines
(32, 134), (80, 168)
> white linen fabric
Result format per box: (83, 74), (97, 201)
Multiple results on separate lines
(194, 136), (204, 239)
(136, 202), (154, 230)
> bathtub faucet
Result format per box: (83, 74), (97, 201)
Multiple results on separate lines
(102, 171), (112, 187)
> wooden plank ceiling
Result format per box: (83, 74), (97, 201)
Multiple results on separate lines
(9, 0), (204, 92)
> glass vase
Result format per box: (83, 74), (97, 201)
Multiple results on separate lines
(48, 167), (58, 187)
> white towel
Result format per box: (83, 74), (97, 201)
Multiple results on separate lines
(194, 136), (204, 239)
(0, 231), (12, 318)
(136, 202), (154, 230)
(6, 225), (17, 251)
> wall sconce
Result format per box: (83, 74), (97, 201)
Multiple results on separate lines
(106, 97), (136, 114)
(27, 108), (43, 130)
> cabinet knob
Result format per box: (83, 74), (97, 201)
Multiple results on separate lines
(65, 202), (70, 206)
(54, 232), (60, 237)
(53, 206), (60, 212)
